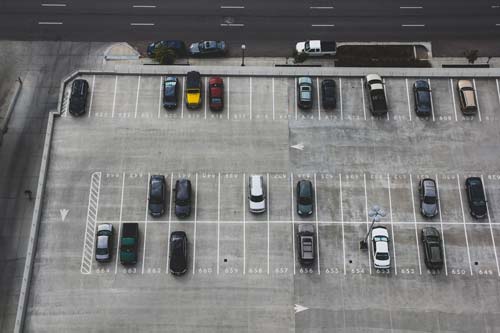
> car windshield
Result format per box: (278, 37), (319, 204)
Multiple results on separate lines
(373, 236), (388, 242)
(150, 183), (163, 204)
(187, 89), (199, 93)
(376, 253), (389, 260)
(176, 199), (189, 206)
(423, 196), (436, 204)
(96, 248), (108, 255)
(250, 195), (263, 202)
(418, 92), (430, 105)
(299, 196), (312, 205)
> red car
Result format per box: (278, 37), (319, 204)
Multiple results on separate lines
(209, 77), (224, 111)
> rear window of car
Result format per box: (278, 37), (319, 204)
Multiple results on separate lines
(376, 253), (389, 260)
(430, 245), (442, 261)
(211, 97), (222, 104)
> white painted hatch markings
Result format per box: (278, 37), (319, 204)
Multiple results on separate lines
(435, 174), (448, 275)
(456, 174), (473, 275)
(81, 172), (101, 274)
(114, 173), (126, 274)
(38, 21), (63, 25)
(134, 76), (141, 119)
(142, 173), (150, 274)
(166, 173), (174, 274)
(314, 173), (320, 275)
(450, 78), (458, 121)
(427, 78), (436, 122)
(409, 175), (422, 274)
(481, 175), (500, 276)
(472, 79), (482, 122)
(360, 78), (367, 120)
(111, 75), (118, 118)
(339, 173), (346, 275)
(192, 173), (198, 274)
(290, 173), (296, 275)
(217, 172), (221, 274)
(243, 173), (246, 274)
(267, 173), (270, 274)
(387, 174), (397, 275)
(405, 78), (412, 121)
(316, 77), (321, 120)
(87, 75), (96, 118)
(363, 173), (372, 273)
(60, 209), (69, 221)
(157, 77), (162, 119)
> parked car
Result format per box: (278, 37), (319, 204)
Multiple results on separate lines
(366, 74), (388, 115)
(174, 178), (192, 218)
(163, 76), (179, 110)
(69, 79), (89, 116)
(321, 79), (337, 109)
(413, 80), (432, 117)
(120, 223), (139, 265)
(419, 178), (438, 218)
(465, 177), (487, 219)
(371, 226), (390, 269)
(188, 41), (227, 57)
(296, 180), (313, 216)
(248, 175), (266, 214)
(295, 40), (337, 57)
(149, 175), (167, 217)
(169, 231), (188, 275)
(147, 40), (186, 57)
(297, 224), (315, 265)
(186, 71), (202, 109)
(209, 77), (224, 111)
(421, 227), (444, 270)
(457, 80), (477, 115)
(95, 223), (113, 262)
(297, 77), (313, 109)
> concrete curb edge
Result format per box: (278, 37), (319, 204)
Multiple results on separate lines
(0, 78), (23, 146)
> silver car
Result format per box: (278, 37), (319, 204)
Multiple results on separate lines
(95, 224), (113, 262)
(419, 178), (438, 218)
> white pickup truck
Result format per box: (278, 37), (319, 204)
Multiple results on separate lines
(295, 40), (337, 56)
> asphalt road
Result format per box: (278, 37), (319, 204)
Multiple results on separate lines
(1, 0), (500, 56)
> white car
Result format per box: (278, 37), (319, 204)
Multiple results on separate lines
(248, 175), (266, 213)
(371, 226), (390, 269)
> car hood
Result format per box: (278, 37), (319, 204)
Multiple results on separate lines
(249, 200), (265, 211)
(189, 43), (200, 54)
(296, 42), (306, 53)
(298, 203), (313, 215)
(422, 202), (437, 217)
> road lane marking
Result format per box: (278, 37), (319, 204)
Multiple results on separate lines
(387, 174), (397, 275)
(166, 173), (173, 273)
(134, 76), (141, 119)
(339, 173), (346, 275)
(363, 173), (371, 273)
(399, 6), (423, 9)
(481, 175), (500, 276)
(427, 78), (436, 122)
(38, 21), (63, 25)
(435, 174), (448, 275)
(220, 23), (245, 27)
(472, 79), (482, 122)
(132, 5), (156, 8)
(41, 3), (67, 6)
(401, 24), (425, 27)
(311, 24), (335, 27)
(81, 172), (101, 274)
(130, 23), (155, 26)
(111, 75), (117, 118)
(310, 6), (334, 9)
(87, 75), (95, 118)
(220, 5), (245, 8)
(450, 78), (458, 121)
(192, 173), (198, 274)
(290, 173), (296, 274)
(456, 174), (473, 275)
(267, 173), (270, 274)
(157, 76), (162, 118)
(314, 173), (320, 274)
(409, 175), (422, 274)
(142, 173), (150, 274)
(114, 173), (125, 274)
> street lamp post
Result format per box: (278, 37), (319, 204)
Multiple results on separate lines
(360, 205), (386, 250)
(241, 44), (246, 66)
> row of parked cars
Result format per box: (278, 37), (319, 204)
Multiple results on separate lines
(95, 175), (487, 273)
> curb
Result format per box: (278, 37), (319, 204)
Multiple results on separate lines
(0, 78), (23, 146)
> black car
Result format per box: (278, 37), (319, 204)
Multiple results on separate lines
(421, 227), (444, 270)
(419, 178), (438, 218)
(174, 178), (192, 218)
(147, 40), (186, 57)
(465, 177), (487, 219)
(169, 231), (188, 275)
(69, 79), (89, 116)
(149, 175), (167, 217)
(413, 80), (432, 117)
(95, 223), (113, 262)
(297, 224), (315, 265)
(321, 79), (337, 109)
(163, 76), (179, 110)
(296, 180), (313, 216)
(188, 41), (227, 57)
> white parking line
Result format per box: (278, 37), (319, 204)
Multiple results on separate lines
(111, 75), (118, 118)
(249, 77), (252, 120)
(450, 78), (458, 121)
(405, 78), (412, 121)
(87, 75), (95, 118)
(363, 173), (371, 273)
(456, 174), (473, 275)
(220, 23), (245, 27)
(294, 78), (298, 120)
(409, 175), (422, 274)
(181, 76), (185, 119)
(134, 76), (141, 119)
(316, 77), (321, 120)
(217, 172), (221, 274)
(481, 175), (500, 276)
(339, 77), (343, 120)
(157, 76), (163, 118)
(141, 173), (150, 274)
(435, 174), (448, 275)
(427, 79), (436, 122)
(166, 173), (173, 274)
(314, 173), (320, 274)
(361, 78), (367, 120)
(204, 77), (208, 119)
(290, 173), (296, 274)
(114, 173), (126, 274)
(472, 79), (482, 122)
(339, 173), (346, 275)
(272, 78), (275, 121)
(242, 174), (246, 274)
(192, 173), (198, 274)
(496, 79), (500, 107)
(267, 173), (270, 274)
(387, 174), (397, 275)
(227, 77), (230, 120)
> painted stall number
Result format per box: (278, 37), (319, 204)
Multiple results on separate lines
(198, 268), (213, 274)
(299, 268), (314, 274)
(248, 268), (264, 274)
(351, 268), (365, 274)
(451, 269), (466, 275)
(274, 267), (289, 274)
(400, 268), (415, 275)
(325, 268), (340, 274)
(224, 267), (239, 274)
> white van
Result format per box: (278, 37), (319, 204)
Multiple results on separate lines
(248, 175), (266, 214)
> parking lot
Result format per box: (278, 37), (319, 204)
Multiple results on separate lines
(26, 71), (500, 332)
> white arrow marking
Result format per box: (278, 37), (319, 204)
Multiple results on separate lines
(291, 143), (304, 151)
(294, 304), (309, 313)
(60, 209), (69, 221)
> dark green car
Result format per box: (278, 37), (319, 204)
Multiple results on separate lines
(297, 180), (313, 216)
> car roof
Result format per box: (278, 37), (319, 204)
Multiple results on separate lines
(414, 80), (429, 89)
(322, 79), (335, 87)
(165, 76), (177, 83)
(97, 224), (112, 232)
(176, 179), (191, 199)
(187, 71), (201, 82)
(376, 241), (389, 253)
(250, 175), (263, 195)
(298, 180), (312, 196)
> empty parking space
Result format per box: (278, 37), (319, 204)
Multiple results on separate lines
(385, 78), (410, 122)
(90, 75), (115, 118)
(251, 77), (273, 120)
(473, 78), (499, 122)
(137, 75), (163, 119)
(340, 77), (366, 121)
(113, 75), (139, 119)
(229, 77), (251, 121)
(272, 77), (291, 121)
(430, 78), (456, 121)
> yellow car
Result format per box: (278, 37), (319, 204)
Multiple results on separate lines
(186, 71), (202, 109)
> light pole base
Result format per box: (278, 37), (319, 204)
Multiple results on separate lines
(359, 240), (368, 250)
